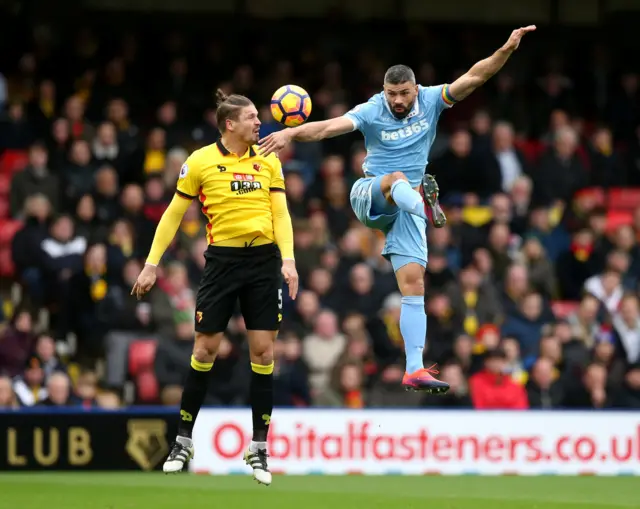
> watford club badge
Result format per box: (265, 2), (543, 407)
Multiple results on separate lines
(253, 163), (261, 172)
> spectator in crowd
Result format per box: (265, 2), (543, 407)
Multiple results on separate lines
(469, 348), (529, 409)
(273, 333), (311, 407)
(0, 309), (36, 378)
(612, 294), (640, 366)
(613, 364), (640, 408)
(13, 355), (47, 407)
(303, 310), (346, 400)
(9, 142), (59, 217)
(11, 194), (52, 302)
(39, 372), (75, 406)
(526, 357), (564, 409)
(0, 375), (18, 409)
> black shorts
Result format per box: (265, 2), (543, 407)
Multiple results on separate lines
(195, 243), (283, 333)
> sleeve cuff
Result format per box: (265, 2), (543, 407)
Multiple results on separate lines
(176, 190), (197, 200)
(270, 187), (286, 192)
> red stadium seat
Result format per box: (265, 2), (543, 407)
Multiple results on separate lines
(574, 187), (606, 207)
(0, 247), (15, 277)
(515, 139), (546, 164)
(136, 371), (159, 403)
(0, 150), (29, 175)
(0, 174), (10, 197)
(0, 199), (9, 219)
(0, 219), (22, 246)
(128, 339), (157, 376)
(607, 188), (640, 211)
(551, 300), (579, 319)
(606, 210), (633, 232)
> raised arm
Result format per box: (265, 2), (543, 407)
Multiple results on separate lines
(447, 25), (535, 103)
(259, 116), (355, 156)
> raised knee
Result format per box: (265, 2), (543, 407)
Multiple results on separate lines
(389, 172), (408, 184)
(382, 172), (409, 200)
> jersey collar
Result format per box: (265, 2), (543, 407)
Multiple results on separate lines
(216, 138), (256, 159)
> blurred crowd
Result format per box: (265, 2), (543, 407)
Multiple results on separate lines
(1, 18), (640, 411)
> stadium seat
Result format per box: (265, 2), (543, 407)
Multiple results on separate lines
(515, 139), (545, 164)
(0, 247), (15, 277)
(136, 371), (160, 403)
(607, 188), (640, 211)
(128, 339), (157, 376)
(0, 150), (29, 175)
(0, 219), (22, 246)
(0, 198), (9, 219)
(551, 300), (579, 319)
(574, 187), (606, 207)
(605, 210), (633, 232)
(0, 174), (10, 197)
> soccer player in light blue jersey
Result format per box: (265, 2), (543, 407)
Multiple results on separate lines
(260, 25), (536, 393)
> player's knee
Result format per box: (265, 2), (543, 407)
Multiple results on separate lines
(381, 172), (408, 200)
(193, 332), (220, 362)
(398, 270), (425, 297)
(251, 346), (274, 366)
(389, 171), (408, 183)
(249, 340), (274, 366)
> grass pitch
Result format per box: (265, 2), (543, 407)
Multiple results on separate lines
(0, 472), (637, 509)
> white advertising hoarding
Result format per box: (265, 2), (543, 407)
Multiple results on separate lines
(191, 409), (640, 475)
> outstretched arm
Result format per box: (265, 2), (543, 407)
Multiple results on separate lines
(448, 25), (536, 102)
(259, 116), (355, 156)
(289, 116), (355, 142)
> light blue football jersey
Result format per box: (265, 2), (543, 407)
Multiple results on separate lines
(344, 84), (453, 188)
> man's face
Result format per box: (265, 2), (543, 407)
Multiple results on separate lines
(228, 105), (261, 144)
(383, 82), (418, 119)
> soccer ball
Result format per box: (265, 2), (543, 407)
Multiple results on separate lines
(270, 85), (312, 127)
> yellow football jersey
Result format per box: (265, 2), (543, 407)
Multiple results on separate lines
(176, 139), (285, 246)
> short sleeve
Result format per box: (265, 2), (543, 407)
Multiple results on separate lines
(269, 154), (285, 192)
(343, 100), (377, 131)
(420, 84), (456, 115)
(176, 154), (201, 199)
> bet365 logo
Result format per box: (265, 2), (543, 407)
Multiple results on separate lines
(381, 119), (429, 141)
(231, 173), (262, 194)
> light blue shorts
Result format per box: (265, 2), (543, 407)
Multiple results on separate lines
(349, 176), (427, 271)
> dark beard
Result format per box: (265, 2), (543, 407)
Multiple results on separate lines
(389, 100), (415, 119)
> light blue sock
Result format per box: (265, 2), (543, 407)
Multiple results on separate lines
(390, 180), (428, 220)
(400, 295), (426, 373)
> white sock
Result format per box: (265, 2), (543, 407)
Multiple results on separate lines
(176, 435), (192, 447)
(250, 440), (267, 453)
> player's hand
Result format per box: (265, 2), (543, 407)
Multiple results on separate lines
(258, 129), (292, 157)
(503, 25), (536, 52)
(131, 264), (157, 300)
(281, 259), (299, 300)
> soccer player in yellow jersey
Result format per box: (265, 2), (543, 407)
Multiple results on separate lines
(131, 90), (298, 485)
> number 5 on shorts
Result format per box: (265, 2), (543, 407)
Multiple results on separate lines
(277, 289), (283, 323)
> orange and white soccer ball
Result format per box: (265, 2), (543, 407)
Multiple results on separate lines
(270, 85), (312, 127)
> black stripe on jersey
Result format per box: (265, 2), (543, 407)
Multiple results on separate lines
(269, 188), (285, 193)
(216, 138), (230, 156)
(176, 190), (197, 200)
